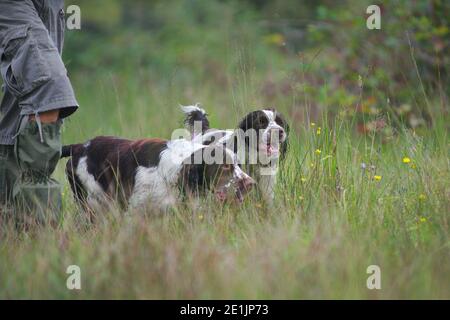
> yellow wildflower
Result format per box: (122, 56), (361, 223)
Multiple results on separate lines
(263, 33), (285, 46)
(198, 214), (204, 220)
(419, 217), (427, 223)
(301, 177), (307, 182)
(402, 157), (411, 164)
(311, 122), (316, 127)
(373, 175), (382, 181)
(418, 194), (426, 201)
(315, 149), (321, 154)
(316, 127), (321, 135)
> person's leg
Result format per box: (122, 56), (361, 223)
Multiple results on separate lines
(13, 113), (64, 226)
(0, 92), (20, 209)
(0, 0), (78, 226)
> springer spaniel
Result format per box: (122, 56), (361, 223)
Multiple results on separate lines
(182, 105), (289, 204)
(61, 135), (255, 212)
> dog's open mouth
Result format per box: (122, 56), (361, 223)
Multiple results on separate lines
(215, 181), (245, 203)
(215, 189), (228, 202)
(261, 140), (280, 157)
(215, 188), (244, 203)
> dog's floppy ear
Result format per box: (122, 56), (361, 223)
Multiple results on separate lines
(187, 163), (206, 195)
(275, 112), (290, 160)
(180, 148), (206, 196)
(180, 164), (204, 195)
(237, 111), (261, 151)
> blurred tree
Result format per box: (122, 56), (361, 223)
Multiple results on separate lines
(62, 0), (448, 131)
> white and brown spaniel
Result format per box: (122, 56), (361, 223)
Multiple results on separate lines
(182, 105), (289, 204)
(61, 135), (255, 212)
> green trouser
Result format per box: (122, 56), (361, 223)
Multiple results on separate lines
(0, 1), (79, 227)
(0, 117), (62, 227)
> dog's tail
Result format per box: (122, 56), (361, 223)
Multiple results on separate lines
(61, 143), (83, 158)
(180, 104), (209, 136)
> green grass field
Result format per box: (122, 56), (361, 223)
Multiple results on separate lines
(0, 70), (448, 299)
(0, 0), (449, 299)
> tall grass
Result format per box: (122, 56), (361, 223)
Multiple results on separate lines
(0, 0), (449, 297)
(0, 70), (448, 299)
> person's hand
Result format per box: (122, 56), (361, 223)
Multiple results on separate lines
(29, 109), (60, 123)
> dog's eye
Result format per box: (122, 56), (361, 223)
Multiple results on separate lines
(275, 116), (285, 128)
(259, 117), (268, 126)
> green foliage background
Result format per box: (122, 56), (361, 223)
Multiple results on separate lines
(64, 0), (449, 133)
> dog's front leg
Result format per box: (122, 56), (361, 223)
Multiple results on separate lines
(257, 165), (278, 205)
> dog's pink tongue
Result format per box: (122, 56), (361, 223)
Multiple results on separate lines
(216, 191), (227, 202)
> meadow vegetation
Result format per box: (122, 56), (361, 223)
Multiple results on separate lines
(0, 0), (448, 298)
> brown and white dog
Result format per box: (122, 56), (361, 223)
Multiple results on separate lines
(182, 105), (289, 204)
(61, 135), (255, 212)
